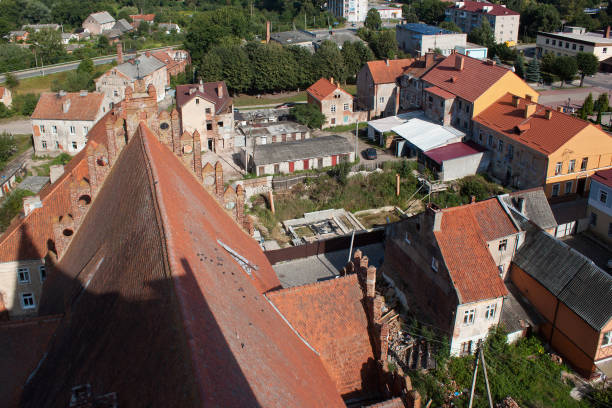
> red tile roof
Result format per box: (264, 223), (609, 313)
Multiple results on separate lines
(425, 85), (456, 100)
(424, 141), (485, 165)
(176, 82), (232, 115)
(130, 13), (155, 21)
(592, 168), (612, 189)
(473, 93), (596, 155)
(448, 1), (519, 16)
(22, 122), (345, 407)
(307, 78), (352, 101)
(421, 53), (511, 102)
(367, 59), (415, 84)
(152, 50), (188, 73)
(267, 274), (377, 397)
(434, 199), (514, 303)
(31, 92), (105, 121)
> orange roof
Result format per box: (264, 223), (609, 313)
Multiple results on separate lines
(434, 199), (514, 303)
(130, 13), (155, 21)
(307, 78), (351, 101)
(425, 85), (455, 100)
(31, 92), (105, 121)
(366, 58), (415, 84)
(422, 53), (511, 102)
(0, 87), (5, 99)
(267, 274), (377, 397)
(473, 93), (597, 155)
(22, 122), (345, 407)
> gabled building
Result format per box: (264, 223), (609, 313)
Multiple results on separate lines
(31, 90), (111, 154)
(471, 93), (612, 198)
(445, 1), (520, 44)
(398, 53), (445, 110)
(382, 199), (522, 356)
(307, 77), (365, 128)
(587, 169), (612, 245)
(129, 13), (155, 27)
(82, 11), (115, 35)
(396, 23), (467, 57)
(420, 53), (538, 133)
(499, 187), (558, 235)
(152, 49), (191, 83)
(175, 81), (234, 153)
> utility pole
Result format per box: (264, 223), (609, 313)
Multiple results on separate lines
(468, 348), (480, 408)
(480, 348), (494, 408)
(468, 347), (494, 408)
(355, 121), (359, 160)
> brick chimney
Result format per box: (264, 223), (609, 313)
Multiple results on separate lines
(425, 51), (434, 68)
(385, 59), (390, 66)
(524, 103), (536, 118)
(217, 83), (223, 98)
(266, 21), (271, 44)
(198, 78), (204, 92)
(366, 265), (376, 298)
(512, 95), (520, 107)
(117, 42), (123, 64)
(330, 77), (334, 84)
(605, 26), (611, 39)
(545, 109), (553, 120)
(455, 55), (464, 71)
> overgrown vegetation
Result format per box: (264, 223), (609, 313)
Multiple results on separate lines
(410, 327), (605, 408)
(32, 152), (71, 176)
(0, 133), (31, 171)
(0, 188), (34, 232)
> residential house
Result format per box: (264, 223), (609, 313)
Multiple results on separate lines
(445, 1), (520, 44)
(587, 169), (612, 245)
(370, 5), (402, 20)
(8, 31), (28, 42)
(382, 199), (522, 356)
(102, 19), (133, 43)
(60, 33), (78, 45)
(152, 49), (190, 83)
(420, 53), (538, 132)
(0, 87), (12, 108)
(510, 228), (612, 377)
(246, 135), (355, 176)
(1, 82), (413, 407)
(307, 77), (365, 128)
(537, 26), (612, 61)
(31, 90), (111, 154)
(328, 0), (368, 23)
(175, 81), (234, 153)
(396, 23), (467, 57)
(158, 23), (181, 34)
(471, 93), (612, 198)
(421, 141), (488, 181)
(82, 11), (116, 35)
(95, 49), (168, 103)
(398, 53), (444, 110)
(22, 24), (60, 32)
(455, 42), (488, 60)
(357, 58), (415, 118)
(130, 13), (155, 27)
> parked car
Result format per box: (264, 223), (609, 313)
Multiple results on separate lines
(363, 148), (377, 160)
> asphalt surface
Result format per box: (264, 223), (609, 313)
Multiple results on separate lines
(0, 119), (32, 135)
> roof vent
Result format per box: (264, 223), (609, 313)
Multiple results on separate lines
(79, 90), (88, 97)
(524, 103), (536, 118)
(58, 90), (67, 97)
(63, 99), (71, 113)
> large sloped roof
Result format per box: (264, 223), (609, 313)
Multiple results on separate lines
(22, 122), (344, 407)
(513, 229), (612, 330)
(267, 274), (377, 397)
(500, 188), (557, 231)
(307, 78), (352, 101)
(31, 92), (105, 121)
(366, 59), (415, 84)
(116, 54), (166, 80)
(88, 11), (115, 25)
(175, 82), (232, 115)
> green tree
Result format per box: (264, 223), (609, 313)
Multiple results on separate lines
(290, 103), (325, 129)
(77, 57), (94, 76)
(369, 30), (397, 59)
(0, 132), (17, 163)
(29, 28), (66, 64)
(541, 52), (556, 73)
(0, 44), (34, 73)
(0, 189), (34, 231)
(525, 58), (541, 83)
(439, 21), (461, 33)
(11, 93), (38, 116)
(413, 0), (447, 25)
(22, 0), (50, 24)
(521, 3), (561, 38)
(401, 5), (418, 23)
(468, 19), (495, 48)
(364, 9), (382, 31)
(582, 92), (594, 115)
(342, 41), (374, 81)
(575, 52), (599, 87)
(514, 53), (526, 78)
(595, 93), (609, 113)
(4, 73), (19, 92)
(553, 55), (578, 87)
(201, 45), (252, 95)
(314, 40), (347, 84)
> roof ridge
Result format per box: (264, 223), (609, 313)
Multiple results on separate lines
(267, 273), (359, 298)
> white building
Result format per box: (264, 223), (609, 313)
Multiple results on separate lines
(536, 26), (612, 61)
(328, 0), (369, 23)
(31, 90), (111, 154)
(396, 23), (467, 57)
(370, 5), (402, 20)
(445, 1), (520, 44)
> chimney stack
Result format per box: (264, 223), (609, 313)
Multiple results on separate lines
(428, 204), (443, 232)
(524, 103), (536, 118)
(117, 42), (123, 64)
(199, 78), (203, 93)
(605, 26), (611, 39)
(455, 55), (464, 71)
(425, 51), (434, 68)
(517, 197), (525, 214)
(525, 94), (532, 103)
(266, 21), (271, 44)
(217, 83), (223, 98)
(512, 95), (520, 107)
(330, 77), (334, 84)
(470, 195), (476, 204)
(385, 59), (390, 66)
(545, 109), (553, 119)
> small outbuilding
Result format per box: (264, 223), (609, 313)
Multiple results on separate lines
(421, 141), (488, 181)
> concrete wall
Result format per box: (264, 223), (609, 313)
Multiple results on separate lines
(82, 16), (114, 35)
(439, 152), (485, 182)
(357, 67), (399, 118)
(451, 297), (504, 356)
(587, 206), (612, 246)
(0, 259), (45, 318)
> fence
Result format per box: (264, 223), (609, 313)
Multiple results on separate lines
(264, 228), (385, 265)
(271, 173), (324, 190)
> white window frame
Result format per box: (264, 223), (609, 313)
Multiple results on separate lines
(40, 125), (45, 133)
(21, 293), (36, 309)
(603, 331), (612, 347)
(379, 97), (385, 104)
(565, 181), (573, 194)
(600, 190), (608, 204)
(568, 159), (575, 173)
(555, 162), (562, 175)
(498, 239), (508, 251)
(485, 304), (497, 320)
(343, 103), (349, 111)
(69, 125), (76, 135)
(51, 125), (57, 134)
(330, 104), (336, 113)
(552, 183), (560, 197)
(17, 267), (30, 283)
(39, 265), (46, 282)
(463, 309), (475, 325)
(83, 126), (89, 134)
(41, 140), (47, 149)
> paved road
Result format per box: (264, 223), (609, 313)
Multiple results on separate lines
(0, 45), (180, 83)
(0, 147), (32, 181)
(0, 119), (31, 135)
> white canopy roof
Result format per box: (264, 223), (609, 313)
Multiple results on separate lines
(367, 112), (421, 133)
(392, 118), (464, 152)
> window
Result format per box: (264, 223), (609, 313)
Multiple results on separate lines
(552, 183), (560, 197)
(461, 341), (472, 355)
(458, 100), (462, 109)
(552, 40), (556, 45)
(603, 331), (612, 347)
(579, 45), (584, 51)
(379, 97), (385, 104)
(487, 135), (493, 147)
(497, 140), (503, 152)
(40, 125), (45, 133)
(545, 39), (549, 44)
(113, 90), (118, 97)
(608, 223), (612, 238)
(343, 103), (349, 111)
(330, 104), (336, 113)
(555, 162), (562, 175)
(55, 141), (59, 149)
(195, 98), (199, 105)
(217, 121), (223, 128)
(485, 304), (497, 320)
(39, 265), (46, 282)
(51, 125), (57, 134)
(18, 267), (30, 283)
(565, 42), (569, 48)
(508, 145), (514, 159)
(600, 190), (608, 204)
(41, 140), (47, 149)
(572, 44), (576, 50)
(498, 239), (508, 251)
(590, 212), (598, 226)
(206, 122), (212, 131)
(205, 108), (211, 114)
(568, 159), (575, 173)
(463, 309), (475, 325)
(581, 157), (588, 171)
(72, 141), (77, 150)
(465, 105), (469, 113)
(431, 257), (439, 272)
(83, 126), (89, 134)
(21, 293), (35, 309)
(604, 48), (608, 54)
(565, 181), (573, 194)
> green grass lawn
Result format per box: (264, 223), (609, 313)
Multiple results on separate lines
(234, 91), (307, 107)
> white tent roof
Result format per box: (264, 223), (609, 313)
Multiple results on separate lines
(392, 118), (465, 152)
(367, 112), (422, 133)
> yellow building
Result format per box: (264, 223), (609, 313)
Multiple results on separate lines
(472, 93), (612, 198)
